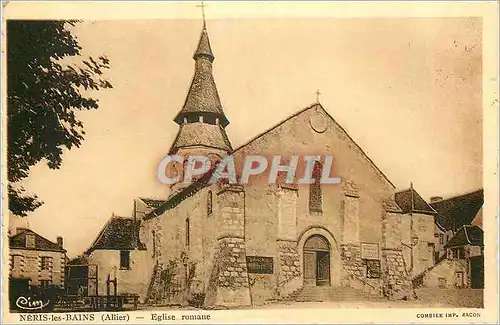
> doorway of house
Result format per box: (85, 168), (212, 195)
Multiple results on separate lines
(303, 235), (331, 286)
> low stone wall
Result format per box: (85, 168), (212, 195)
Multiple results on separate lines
(422, 259), (468, 289)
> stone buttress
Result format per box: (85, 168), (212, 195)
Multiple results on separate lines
(381, 199), (415, 300)
(204, 184), (251, 308)
(339, 180), (364, 288)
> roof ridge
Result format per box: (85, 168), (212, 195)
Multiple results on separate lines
(111, 215), (131, 220)
(85, 217), (113, 255)
(232, 102), (320, 153)
(430, 188), (484, 204)
(139, 197), (166, 201)
(412, 188), (438, 214)
(10, 228), (62, 247)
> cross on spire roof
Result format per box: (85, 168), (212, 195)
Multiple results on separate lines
(196, 1), (207, 28)
(316, 89), (321, 103)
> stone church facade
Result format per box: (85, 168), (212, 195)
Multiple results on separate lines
(82, 24), (454, 307)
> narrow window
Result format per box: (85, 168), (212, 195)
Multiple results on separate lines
(26, 233), (35, 248)
(12, 255), (22, 272)
(152, 230), (156, 258)
(207, 190), (213, 216)
(120, 250), (130, 269)
(309, 161), (323, 213)
(40, 257), (51, 270)
(185, 218), (190, 247)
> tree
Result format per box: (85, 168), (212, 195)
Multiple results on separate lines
(7, 20), (112, 216)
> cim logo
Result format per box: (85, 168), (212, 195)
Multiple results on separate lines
(15, 295), (50, 311)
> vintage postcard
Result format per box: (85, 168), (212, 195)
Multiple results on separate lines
(1, 1), (499, 324)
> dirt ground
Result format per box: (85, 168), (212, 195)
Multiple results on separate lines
(143, 289), (483, 310)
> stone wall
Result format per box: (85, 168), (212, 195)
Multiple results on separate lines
(381, 203), (414, 300)
(215, 237), (249, 290)
(339, 244), (382, 294)
(381, 248), (414, 300)
(276, 240), (301, 297)
(422, 259), (469, 289)
(205, 237), (250, 307)
(340, 244), (364, 284)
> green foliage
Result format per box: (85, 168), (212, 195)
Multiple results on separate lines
(7, 20), (112, 216)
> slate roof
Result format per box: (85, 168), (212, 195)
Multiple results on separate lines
(444, 225), (484, 248)
(430, 189), (483, 231)
(170, 122), (232, 153)
(85, 216), (146, 255)
(395, 187), (437, 215)
(193, 27), (214, 61)
(383, 198), (404, 213)
(174, 26), (229, 127)
(139, 198), (167, 209)
(9, 228), (65, 252)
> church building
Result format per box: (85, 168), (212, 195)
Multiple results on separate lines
(83, 23), (447, 308)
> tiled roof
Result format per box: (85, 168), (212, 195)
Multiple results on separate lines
(170, 122), (232, 153)
(430, 189), (483, 231)
(9, 228), (65, 252)
(444, 225), (484, 248)
(85, 216), (146, 255)
(395, 187), (437, 215)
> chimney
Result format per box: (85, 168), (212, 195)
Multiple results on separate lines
(57, 236), (63, 249)
(430, 196), (443, 203)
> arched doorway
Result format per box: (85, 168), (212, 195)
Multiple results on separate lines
(303, 235), (331, 286)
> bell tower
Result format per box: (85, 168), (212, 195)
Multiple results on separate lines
(167, 23), (232, 192)
(170, 25), (232, 158)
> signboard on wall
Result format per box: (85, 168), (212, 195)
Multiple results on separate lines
(361, 243), (380, 260)
(246, 256), (274, 274)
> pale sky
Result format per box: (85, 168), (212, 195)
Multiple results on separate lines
(17, 17), (482, 257)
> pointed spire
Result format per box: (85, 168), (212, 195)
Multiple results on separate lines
(174, 25), (229, 127)
(170, 23), (232, 155)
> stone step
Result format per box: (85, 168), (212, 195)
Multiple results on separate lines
(286, 286), (387, 303)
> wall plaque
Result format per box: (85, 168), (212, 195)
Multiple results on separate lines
(246, 256), (274, 274)
(361, 243), (380, 260)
